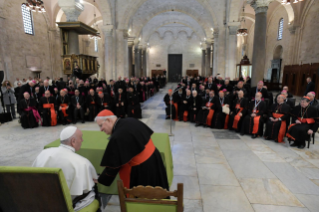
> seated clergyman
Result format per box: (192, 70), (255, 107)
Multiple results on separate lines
(32, 127), (98, 211)
(287, 96), (319, 149)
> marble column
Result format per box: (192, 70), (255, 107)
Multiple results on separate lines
(143, 48), (147, 77)
(206, 46), (211, 77)
(101, 26), (114, 81)
(115, 29), (129, 78)
(128, 42), (134, 77)
(134, 47), (140, 77)
(226, 25), (239, 79)
(212, 31), (219, 76)
(140, 48), (145, 77)
(202, 49), (206, 76)
(249, 0), (271, 86)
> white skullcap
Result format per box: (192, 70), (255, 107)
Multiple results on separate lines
(60, 126), (77, 141)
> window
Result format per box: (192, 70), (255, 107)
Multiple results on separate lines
(94, 38), (98, 52)
(21, 4), (34, 35)
(277, 18), (284, 40)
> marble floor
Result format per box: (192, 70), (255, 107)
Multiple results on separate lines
(1, 83), (319, 212)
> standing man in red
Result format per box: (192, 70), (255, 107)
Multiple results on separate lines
(95, 110), (169, 190)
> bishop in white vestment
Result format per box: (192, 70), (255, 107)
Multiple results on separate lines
(32, 126), (98, 211)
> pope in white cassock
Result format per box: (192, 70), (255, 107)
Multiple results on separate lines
(32, 126), (98, 211)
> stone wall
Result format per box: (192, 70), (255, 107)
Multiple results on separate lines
(147, 25), (202, 77)
(264, 5), (290, 81)
(299, 0), (319, 64)
(0, 0), (60, 83)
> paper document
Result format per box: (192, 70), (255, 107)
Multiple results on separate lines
(222, 105), (230, 114)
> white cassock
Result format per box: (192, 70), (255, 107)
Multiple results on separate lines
(32, 144), (98, 211)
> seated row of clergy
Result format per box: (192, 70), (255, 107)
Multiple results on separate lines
(19, 87), (142, 129)
(164, 88), (318, 149)
(18, 78), (157, 105)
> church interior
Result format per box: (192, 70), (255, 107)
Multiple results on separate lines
(1, 0), (319, 211)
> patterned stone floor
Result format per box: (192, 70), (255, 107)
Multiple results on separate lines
(1, 83), (319, 212)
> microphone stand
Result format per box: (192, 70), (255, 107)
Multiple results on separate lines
(169, 95), (174, 136)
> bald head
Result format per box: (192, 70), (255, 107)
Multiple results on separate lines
(277, 95), (284, 104)
(44, 90), (51, 98)
(192, 90), (197, 97)
(255, 92), (262, 101)
(24, 92), (30, 100)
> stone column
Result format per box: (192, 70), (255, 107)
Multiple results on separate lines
(226, 25), (239, 79)
(287, 25), (299, 65)
(101, 25), (114, 81)
(115, 29), (129, 78)
(139, 46), (144, 77)
(206, 45), (211, 77)
(249, 0), (272, 86)
(128, 41), (134, 77)
(202, 49), (206, 76)
(212, 31), (219, 76)
(143, 48), (147, 77)
(134, 47), (140, 77)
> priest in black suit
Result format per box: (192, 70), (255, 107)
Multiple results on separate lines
(304, 77), (315, 96)
(71, 89), (85, 124)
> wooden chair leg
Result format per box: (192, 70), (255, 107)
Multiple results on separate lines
(313, 134), (315, 145)
(308, 140), (310, 149)
(117, 180), (127, 212)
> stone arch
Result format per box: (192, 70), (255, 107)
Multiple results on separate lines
(143, 20), (206, 43)
(273, 45), (283, 59)
(118, 0), (219, 32)
(129, 5), (214, 42)
(229, 0), (295, 25)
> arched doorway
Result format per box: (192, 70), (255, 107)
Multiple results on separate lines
(271, 45), (283, 83)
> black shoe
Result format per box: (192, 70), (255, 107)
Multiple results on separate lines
(265, 137), (271, 140)
(165, 116), (170, 120)
(73, 122), (76, 124)
(195, 123), (201, 127)
(290, 142), (298, 147)
(298, 145), (305, 149)
(252, 134), (257, 139)
(240, 133), (244, 136)
(203, 124), (207, 128)
(82, 121), (85, 124)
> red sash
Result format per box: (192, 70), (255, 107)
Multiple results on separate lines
(43, 103), (57, 126)
(119, 139), (156, 190)
(60, 103), (68, 117)
(90, 101), (95, 105)
(206, 109), (215, 126)
(173, 103), (179, 121)
(250, 110), (260, 134)
(103, 103), (108, 106)
(232, 104), (244, 130)
(272, 113), (286, 143)
(183, 111), (188, 122)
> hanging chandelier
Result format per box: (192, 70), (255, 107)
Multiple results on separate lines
(25, 0), (46, 13)
(237, 6), (248, 36)
(88, 0), (101, 40)
(281, 0), (304, 4)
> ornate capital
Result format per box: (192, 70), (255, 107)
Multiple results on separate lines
(248, 0), (273, 14)
(101, 25), (113, 37)
(59, 2), (84, 22)
(228, 26), (239, 35)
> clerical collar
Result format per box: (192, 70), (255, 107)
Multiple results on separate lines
(60, 144), (75, 152)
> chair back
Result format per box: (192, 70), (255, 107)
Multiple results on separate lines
(117, 180), (183, 212)
(0, 166), (74, 212)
